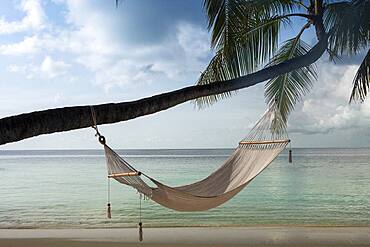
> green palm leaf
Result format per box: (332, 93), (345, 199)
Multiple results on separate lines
(350, 49), (370, 102)
(195, 16), (285, 108)
(204, 0), (296, 49)
(324, 0), (370, 57)
(265, 36), (317, 130)
(196, 0), (303, 108)
(196, 0), (298, 107)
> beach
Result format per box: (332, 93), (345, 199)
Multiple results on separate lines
(1, 227), (370, 247)
(1, 0), (369, 245)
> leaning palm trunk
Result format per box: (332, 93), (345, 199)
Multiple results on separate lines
(0, 33), (327, 146)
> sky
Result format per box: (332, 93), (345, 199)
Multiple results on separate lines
(0, 0), (369, 150)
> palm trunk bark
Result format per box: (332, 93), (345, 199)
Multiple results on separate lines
(0, 13), (327, 146)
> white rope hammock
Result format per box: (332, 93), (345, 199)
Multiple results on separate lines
(93, 105), (290, 212)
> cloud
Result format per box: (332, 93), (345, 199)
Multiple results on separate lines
(176, 22), (210, 59)
(0, 0), (45, 34)
(288, 61), (370, 135)
(1, 1), (211, 91)
(0, 35), (40, 55)
(40, 56), (70, 78)
(93, 60), (165, 91)
(7, 63), (38, 79)
(85, 22), (211, 90)
(61, 3), (211, 88)
(7, 56), (70, 79)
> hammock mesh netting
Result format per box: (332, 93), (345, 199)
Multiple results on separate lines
(99, 106), (290, 212)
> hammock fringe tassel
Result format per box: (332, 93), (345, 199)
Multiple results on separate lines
(139, 222), (143, 242)
(107, 203), (112, 219)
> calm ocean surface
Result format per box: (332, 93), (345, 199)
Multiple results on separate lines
(0, 148), (369, 228)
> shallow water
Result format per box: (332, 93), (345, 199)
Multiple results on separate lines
(0, 148), (369, 228)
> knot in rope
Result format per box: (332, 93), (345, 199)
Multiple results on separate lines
(90, 106), (106, 145)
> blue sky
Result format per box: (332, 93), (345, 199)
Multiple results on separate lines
(0, 0), (369, 149)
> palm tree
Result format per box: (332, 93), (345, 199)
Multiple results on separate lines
(0, 0), (368, 145)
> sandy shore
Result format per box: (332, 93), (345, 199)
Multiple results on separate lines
(1, 227), (370, 247)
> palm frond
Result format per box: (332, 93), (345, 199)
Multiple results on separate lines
(195, 14), (290, 107)
(326, 47), (342, 63)
(115, 0), (122, 8)
(265, 36), (317, 130)
(350, 49), (370, 102)
(203, 0), (247, 49)
(324, 0), (370, 57)
(203, 0), (297, 49)
(196, 0), (301, 108)
(252, 0), (298, 16)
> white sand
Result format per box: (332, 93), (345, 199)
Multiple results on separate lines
(0, 227), (370, 247)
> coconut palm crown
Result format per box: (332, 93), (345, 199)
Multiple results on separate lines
(196, 0), (369, 130)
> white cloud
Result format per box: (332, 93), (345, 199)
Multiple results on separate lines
(40, 56), (70, 78)
(176, 22), (210, 59)
(7, 56), (70, 79)
(1, 1), (212, 91)
(150, 22), (211, 80)
(7, 63), (38, 79)
(0, 0), (45, 34)
(289, 62), (370, 135)
(0, 35), (41, 55)
(62, 11), (211, 89)
(140, 23), (210, 86)
(93, 60), (163, 91)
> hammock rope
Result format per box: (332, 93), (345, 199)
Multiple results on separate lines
(107, 178), (111, 219)
(91, 106), (112, 218)
(90, 106), (106, 145)
(138, 193), (143, 242)
(95, 104), (289, 208)
(92, 104), (290, 241)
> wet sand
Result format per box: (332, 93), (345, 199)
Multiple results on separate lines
(1, 227), (370, 247)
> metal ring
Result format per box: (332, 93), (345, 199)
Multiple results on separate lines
(99, 136), (106, 145)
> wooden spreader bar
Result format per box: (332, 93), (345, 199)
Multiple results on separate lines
(239, 139), (290, 145)
(108, 171), (141, 178)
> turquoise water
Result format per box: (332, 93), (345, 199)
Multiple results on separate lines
(0, 148), (369, 228)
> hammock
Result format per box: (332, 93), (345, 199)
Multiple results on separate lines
(93, 106), (290, 212)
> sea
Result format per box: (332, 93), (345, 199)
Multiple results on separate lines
(0, 148), (369, 228)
